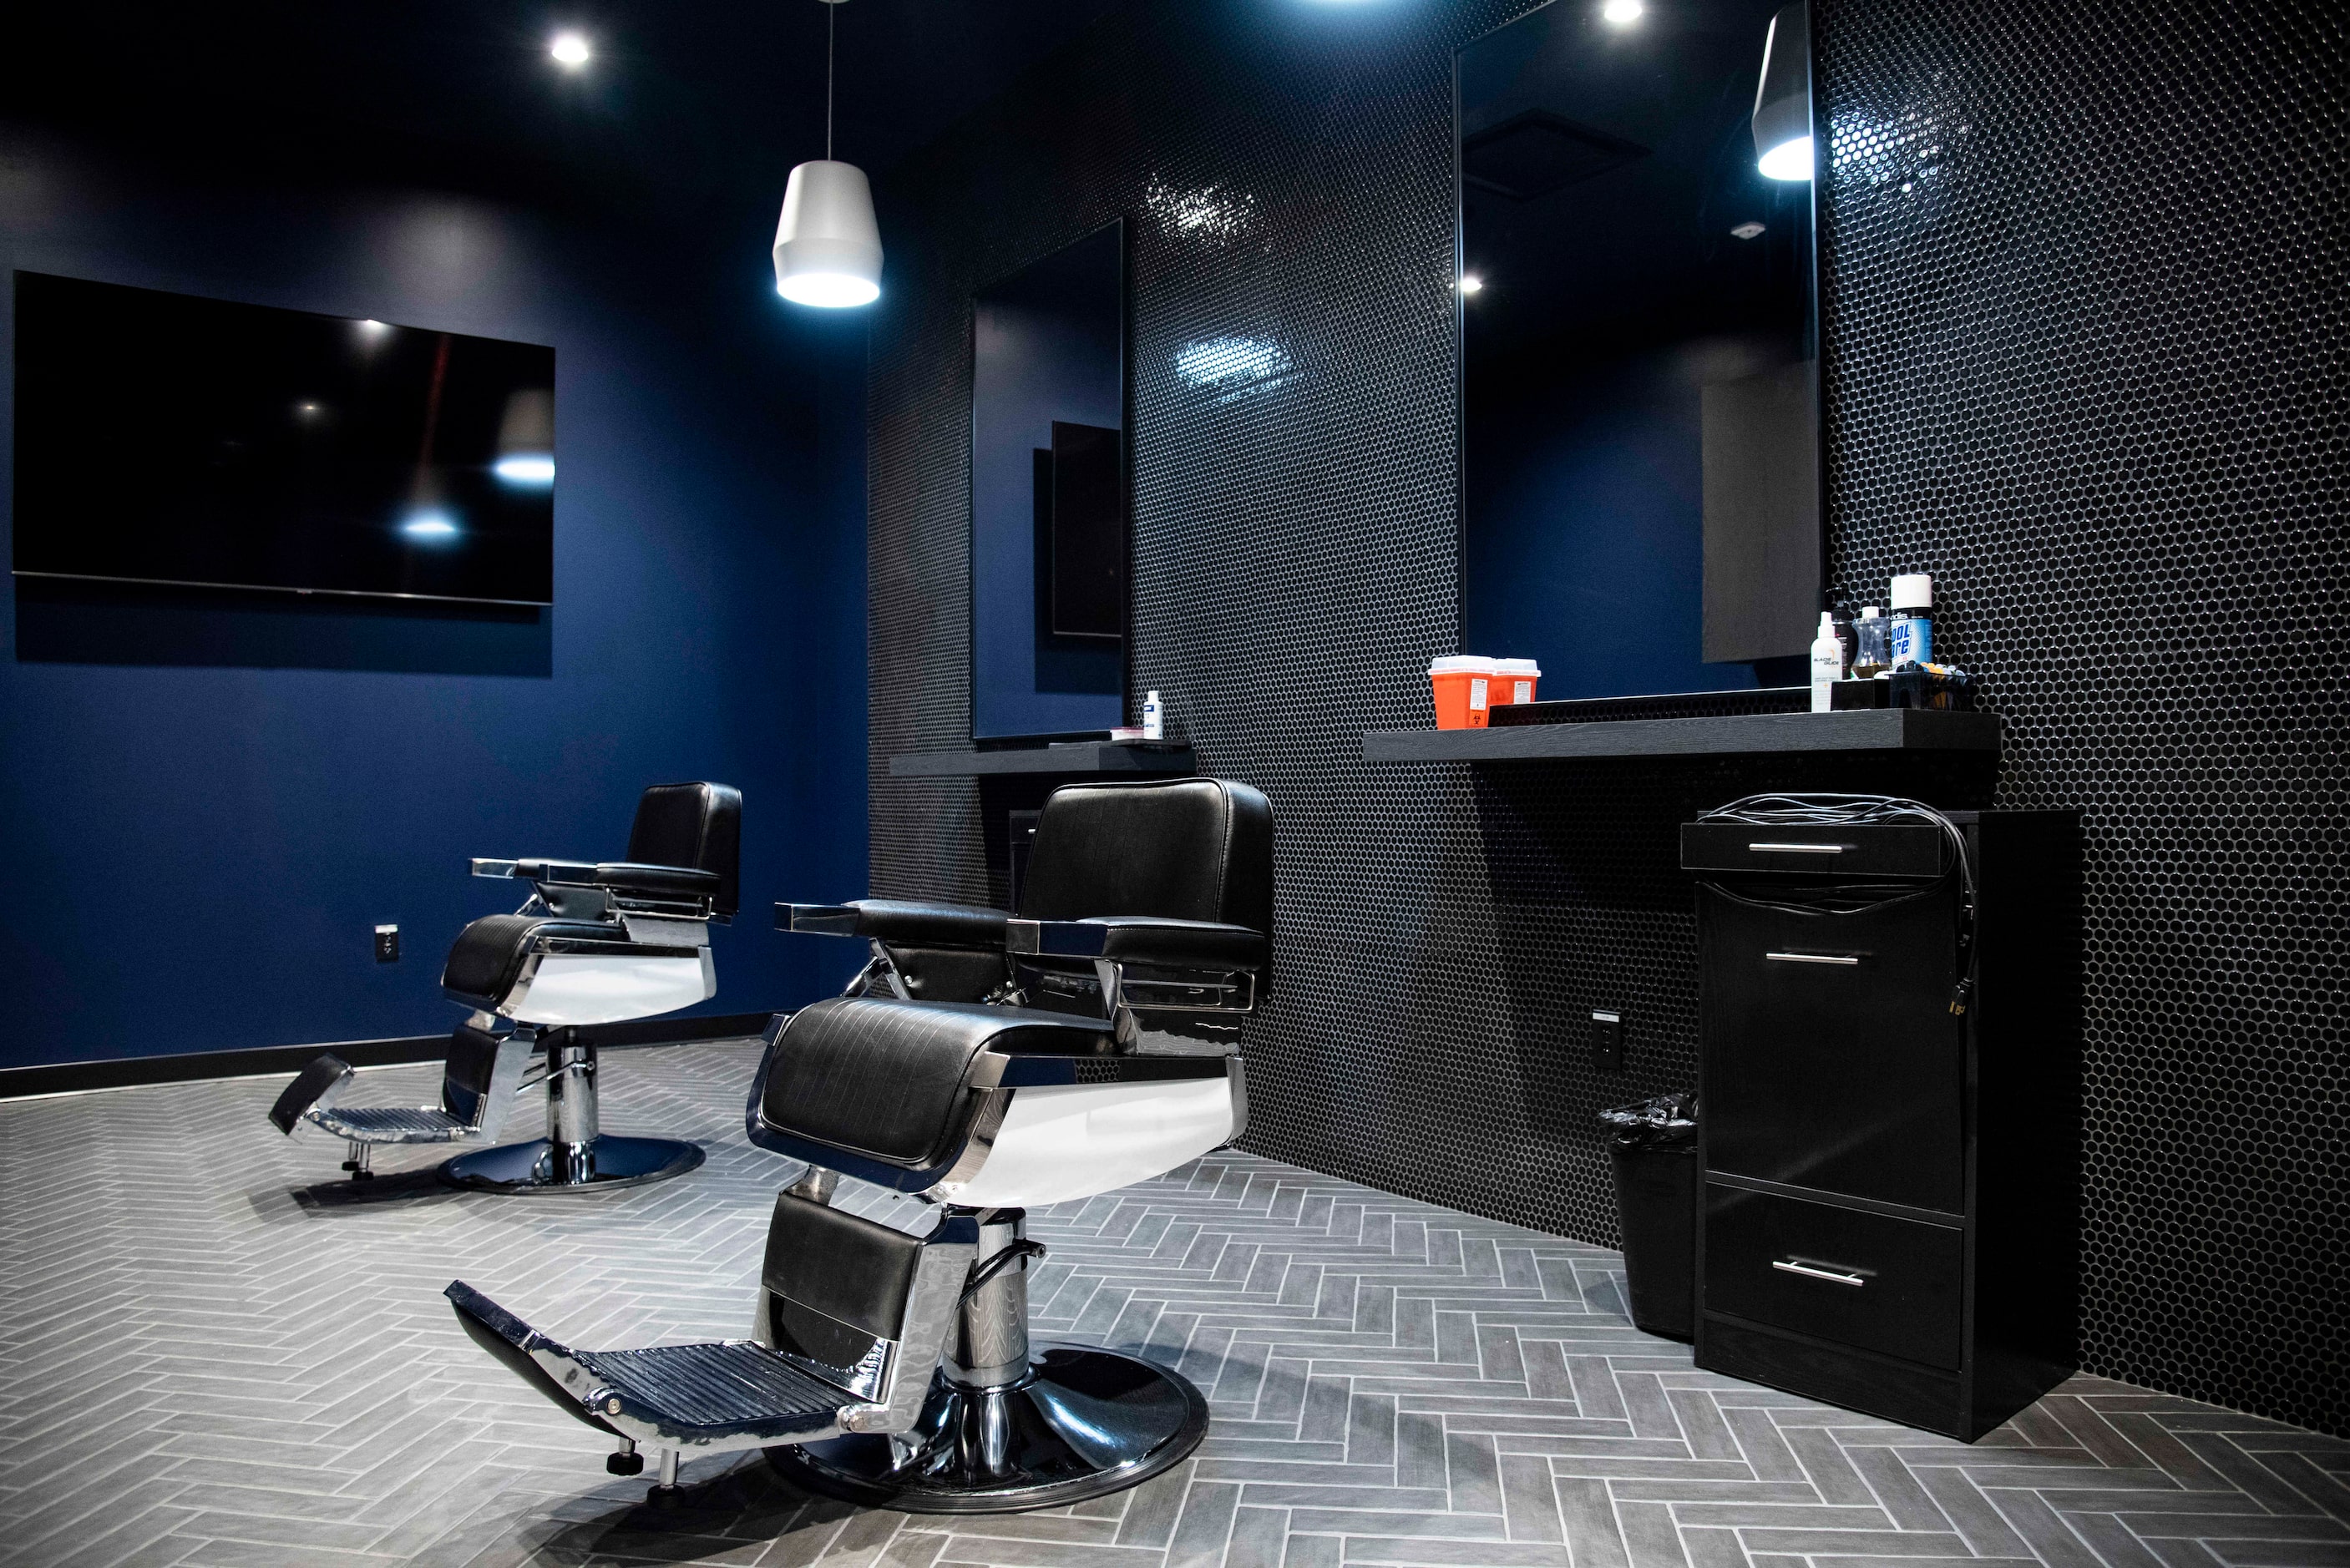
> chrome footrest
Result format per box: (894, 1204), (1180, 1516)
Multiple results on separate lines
(575, 1342), (845, 1434)
(310, 1105), (468, 1142)
(445, 1281), (863, 1455)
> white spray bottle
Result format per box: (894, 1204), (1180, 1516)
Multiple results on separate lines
(1810, 612), (1845, 713)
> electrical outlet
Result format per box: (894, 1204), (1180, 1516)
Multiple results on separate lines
(374, 923), (400, 964)
(1592, 1009), (1624, 1071)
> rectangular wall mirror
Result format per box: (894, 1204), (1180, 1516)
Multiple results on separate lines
(1459, 0), (1819, 701)
(970, 220), (1127, 741)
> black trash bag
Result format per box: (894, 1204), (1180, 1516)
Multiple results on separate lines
(1601, 1092), (1698, 1340)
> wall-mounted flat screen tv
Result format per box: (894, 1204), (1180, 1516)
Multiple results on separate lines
(12, 272), (555, 605)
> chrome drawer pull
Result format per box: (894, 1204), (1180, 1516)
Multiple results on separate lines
(1765, 951), (1861, 965)
(1773, 1260), (1866, 1287)
(1747, 842), (1846, 854)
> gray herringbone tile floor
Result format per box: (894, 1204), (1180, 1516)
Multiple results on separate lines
(3, 1040), (2345, 1568)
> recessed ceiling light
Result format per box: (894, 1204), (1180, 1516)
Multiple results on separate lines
(1458, 274), (1486, 296)
(550, 32), (592, 69)
(1602, 0), (1643, 25)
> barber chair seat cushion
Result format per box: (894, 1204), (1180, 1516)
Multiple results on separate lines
(759, 998), (1113, 1171)
(441, 914), (616, 1008)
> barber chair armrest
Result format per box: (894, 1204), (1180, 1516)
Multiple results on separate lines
(1007, 916), (1269, 973)
(777, 898), (1010, 950)
(476, 857), (718, 899)
(473, 856), (602, 883)
(583, 862), (722, 901)
(476, 857), (718, 912)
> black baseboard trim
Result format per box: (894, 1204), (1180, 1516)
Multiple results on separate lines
(554, 1010), (782, 1052)
(0, 1009), (782, 1100)
(0, 1035), (450, 1100)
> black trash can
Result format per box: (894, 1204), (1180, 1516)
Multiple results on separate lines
(1601, 1093), (1697, 1341)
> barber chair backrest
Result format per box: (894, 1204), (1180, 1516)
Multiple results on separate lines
(1020, 776), (1274, 946)
(626, 781), (743, 921)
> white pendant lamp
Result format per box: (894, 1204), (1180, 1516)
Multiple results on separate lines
(773, 0), (882, 307)
(1750, 1), (1813, 182)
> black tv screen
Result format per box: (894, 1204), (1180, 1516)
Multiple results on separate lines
(12, 272), (555, 605)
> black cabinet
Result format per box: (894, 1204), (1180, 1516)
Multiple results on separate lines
(1685, 810), (2083, 1440)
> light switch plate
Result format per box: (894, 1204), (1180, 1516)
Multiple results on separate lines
(1592, 1009), (1624, 1072)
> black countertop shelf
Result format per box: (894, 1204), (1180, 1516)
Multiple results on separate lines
(889, 743), (1198, 779)
(1363, 708), (2001, 763)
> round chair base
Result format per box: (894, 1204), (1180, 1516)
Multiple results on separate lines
(765, 1346), (1208, 1514)
(438, 1136), (704, 1195)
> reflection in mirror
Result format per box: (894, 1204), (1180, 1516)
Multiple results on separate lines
(970, 222), (1126, 740)
(1461, 0), (1818, 701)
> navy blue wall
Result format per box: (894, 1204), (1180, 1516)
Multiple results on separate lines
(0, 127), (870, 1068)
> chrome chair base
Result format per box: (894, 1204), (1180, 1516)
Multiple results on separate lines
(438, 1135), (704, 1194)
(764, 1346), (1208, 1514)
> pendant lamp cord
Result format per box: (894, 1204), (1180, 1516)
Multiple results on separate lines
(825, 1), (836, 161)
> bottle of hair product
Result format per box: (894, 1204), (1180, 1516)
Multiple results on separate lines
(1810, 611), (1845, 712)
(1890, 574), (1934, 667)
(1851, 607), (1891, 678)
(1142, 690), (1164, 741)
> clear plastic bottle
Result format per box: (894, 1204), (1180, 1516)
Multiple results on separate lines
(1851, 606), (1891, 679)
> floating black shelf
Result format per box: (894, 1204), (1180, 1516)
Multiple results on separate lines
(1363, 708), (2000, 763)
(889, 743), (1197, 779)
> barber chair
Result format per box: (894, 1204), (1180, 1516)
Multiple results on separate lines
(445, 777), (1271, 1511)
(270, 781), (741, 1193)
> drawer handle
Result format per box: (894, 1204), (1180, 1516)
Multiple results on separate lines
(1747, 842), (1846, 854)
(1773, 1259), (1866, 1287)
(1765, 951), (1862, 966)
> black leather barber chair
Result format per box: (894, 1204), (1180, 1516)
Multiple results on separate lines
(271, 781), (741, 1193)
(446, 777), (1270, 1511)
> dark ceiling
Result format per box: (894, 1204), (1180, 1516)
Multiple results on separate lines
(4, 0), (1132, 220)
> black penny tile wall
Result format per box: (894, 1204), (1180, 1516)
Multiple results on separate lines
(864, 0), (2347, 1436)
(1817, 0), (2347, 1437)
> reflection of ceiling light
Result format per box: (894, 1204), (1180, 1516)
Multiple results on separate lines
(296, 402), (322, 417)
(1602, 0), (1643, 23)
(1175, 336), (1290, 390)
(1458, 274), (1485, 295)
(1758, 136), (1813, 180)
(495, 390), (555, 485)
(402, 513), (459, 539)
(550, 33), (591, 68)
(1145, 178), (1259, 242)
(357, 318), (391, 337)
(1751, 3), (1813, 181)
(493, 456), (556, 485)
(1731, 221), (1766, 240)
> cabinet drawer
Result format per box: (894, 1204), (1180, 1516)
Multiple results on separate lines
(1704, 1183), (1963, 1369)
(1699, 881), (1965, 1212)
(1682, 822), (1951, 879)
